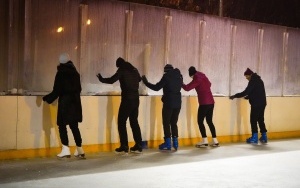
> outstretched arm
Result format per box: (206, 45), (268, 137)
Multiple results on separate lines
(97, 72), (119, 84)
(182, 78), (198, 91)
(230, 81), (254, 99)
(142, 75), (165, 91)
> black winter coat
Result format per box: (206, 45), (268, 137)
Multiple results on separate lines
(43, 61), (83, 126)
(144, 68), (183, 108)
(98, 61), (141, 100)
(233, 73), (267, 107)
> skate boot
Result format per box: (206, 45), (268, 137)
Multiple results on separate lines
(259, 132), (268, 144)
(195, 137), (208, 148)
(210, 137), (220, 147)
(172, 137), (179, 151)
(159, 137), (171, 150)
(74, 146), (85, 159)
(130, 144), (143, 154)
(57, 145), (71, 158)
(115, 145), (129, 154)
(246, 133), (258, 144)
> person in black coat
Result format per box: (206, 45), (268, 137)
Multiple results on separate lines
(97, 57), (143, 154)
(43, 53), (84, 159)
(142, 64), (183, 151)
(230, 68), (268, 144)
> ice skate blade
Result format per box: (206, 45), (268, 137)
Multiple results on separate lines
(210, 144), (220, 147)
(57, 155), (71, 159)
(75, 154), (86, 159)
(159, 149), (176, 153)
(115, 151), (129, 156)
(130, 150), (143, 154)
(195, 144), (208, 148)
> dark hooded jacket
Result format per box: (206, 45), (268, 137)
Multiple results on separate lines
(98, 61), (141, 100)
(144, 68), (183, 108)
(43, 61), (82, 126)
(233, 73), (267, 106)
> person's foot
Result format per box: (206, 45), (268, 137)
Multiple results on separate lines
(130, 144), (143, 154)
(115, 145), (129, 154)
(195, 142), (208, 148)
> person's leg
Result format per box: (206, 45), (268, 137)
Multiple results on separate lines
(159, 106), (172, 150)
(196, 105), (208, 148)
(58, 124), (69, 146)
(196, 105), (209, 147)
(197, 105), (208, 138)
(250, 106), (259, 133)
(205, 104), (216, 137)
(69, 122), (85, 158)
(247, 106), (259, 144)
(170, 108), (180, 138)
(116, 99), (130, 152)
(69, 122), (82, 147)
(129, 98), (143, 153)
(57, 124), (71, 158)
(205, 104), (219, 146)
(257, 105), (268, 143)
(170, 108), (181, 150)
(257, 105), (267, 133)
(162, 106), (172, 138)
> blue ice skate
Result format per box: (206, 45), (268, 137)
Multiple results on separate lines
(159, 137), (171, 150)
(246, 133), (258, 144)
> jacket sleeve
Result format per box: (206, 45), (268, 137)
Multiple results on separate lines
(99, 71), (119, 84)
(144, 76), (166, 91)
(182, 77), (199, 91)
(234, 80), (255, 98)
(43, 73), (61, 104)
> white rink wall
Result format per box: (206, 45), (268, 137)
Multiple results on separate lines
(1, 96), (300, 150)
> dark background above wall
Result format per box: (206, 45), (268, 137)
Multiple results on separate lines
(114, 0), (300, 28)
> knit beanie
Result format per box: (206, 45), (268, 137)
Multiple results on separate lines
(59, 53), (70, 64)
(188, 66), (197, 77)
(164, 64), (173, 72)
(244, 68), (254, 75)
(116, 57), (125, 67)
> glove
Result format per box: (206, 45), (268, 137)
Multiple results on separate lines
(229, 95), (235, 100)
(141, 75), (148, 84)
(42, 95), (50, 104)
(96, 73), (103, 81)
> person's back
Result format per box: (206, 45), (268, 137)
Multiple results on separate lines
(162, 68), (182, 109)
(193, 71), (214, 105)
(246, 73), (266, 106)
(141, 64), (182, 151)
(117, 62), (141, 99)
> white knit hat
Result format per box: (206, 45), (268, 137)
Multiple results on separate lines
(59, 53), (70, 64)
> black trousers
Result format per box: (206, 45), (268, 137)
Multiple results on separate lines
(118, 98), (142, 147)
(162, 105), (181, 138)
(198, 104), (217, 138)
(250, 105), (267, 133)
(58, 122), (82, 147)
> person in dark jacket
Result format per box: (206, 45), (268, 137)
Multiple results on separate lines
(43, 53), (85, 159)
(182, 66), (219, 148)
(142, 64), (182, 151)
(97, 57), (143, 154)
(230, 68), (268, 144)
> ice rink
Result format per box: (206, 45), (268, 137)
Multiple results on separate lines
(1, 139), (300, 188)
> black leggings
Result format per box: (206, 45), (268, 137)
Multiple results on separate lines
(59, 122), (82, 147)
(197, 104), (217, 138)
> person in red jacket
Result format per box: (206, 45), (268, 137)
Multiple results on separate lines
(182, 66), (219, 147)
